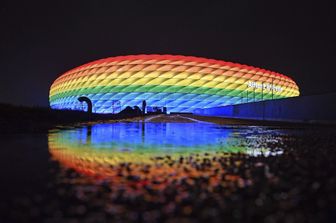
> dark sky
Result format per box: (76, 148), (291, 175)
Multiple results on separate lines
(1, 0), (336, 106)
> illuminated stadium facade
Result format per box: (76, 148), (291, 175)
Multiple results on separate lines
(49, 55), (300, 113)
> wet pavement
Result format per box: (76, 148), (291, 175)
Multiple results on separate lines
(0, 120), (335, 222)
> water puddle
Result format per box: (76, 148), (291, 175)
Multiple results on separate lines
(48, 122), (288, 178)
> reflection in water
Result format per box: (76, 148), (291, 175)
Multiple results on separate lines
(48, 122), (282, 177)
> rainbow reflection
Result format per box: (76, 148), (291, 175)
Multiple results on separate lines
(48, 122), (251, 177)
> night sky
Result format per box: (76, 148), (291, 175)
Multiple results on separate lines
(1, 0), (336, 107)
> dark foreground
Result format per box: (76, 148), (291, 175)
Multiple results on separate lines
(1, 126), (336, 223)
(0, 105), (335, 222)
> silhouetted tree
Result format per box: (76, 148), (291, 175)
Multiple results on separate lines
(133, 106), (142, 115)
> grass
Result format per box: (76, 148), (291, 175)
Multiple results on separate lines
(0, 103), (142, 133)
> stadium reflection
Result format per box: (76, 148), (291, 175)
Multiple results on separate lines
(48, 122), (284, 178)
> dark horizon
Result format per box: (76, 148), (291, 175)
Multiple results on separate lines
(1, 0), (336, 107)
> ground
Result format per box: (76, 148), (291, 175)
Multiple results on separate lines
(0, 107), (335, 222)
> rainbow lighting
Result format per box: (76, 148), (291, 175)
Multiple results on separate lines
(49, 55), (300, 113)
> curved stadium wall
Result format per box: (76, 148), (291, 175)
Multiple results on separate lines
(49, 55), (300, 113)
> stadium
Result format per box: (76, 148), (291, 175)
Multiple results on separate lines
(49, 55), (300, 113)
